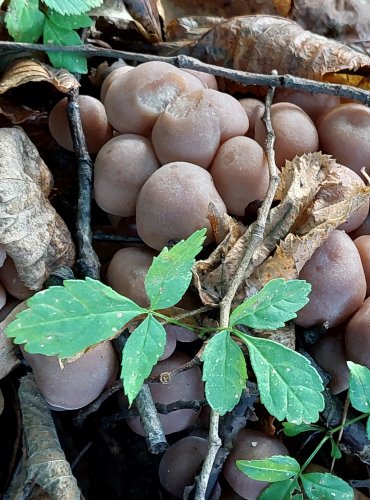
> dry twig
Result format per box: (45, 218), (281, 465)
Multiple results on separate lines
(194, 71), (280, 500)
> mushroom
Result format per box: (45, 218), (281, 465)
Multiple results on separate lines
(273, 89), (340, 123)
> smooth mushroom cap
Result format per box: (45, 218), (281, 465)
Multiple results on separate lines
(0, 257), (33, 300)
(345, 296), (370, 369)
(254, 102), (319, 169)
(48, 95), (113, 153)
(223, 429), (289, 500)
(181, 69), (218, 90)
(354, 235), (370, 297)
(273, 89), (340, 123)
(238, 98), (265, 138)
(317, 104), (370, 176)
(104, 61), (205, 135)
(126, 352), (204, 435)
(295, 230), (366, 328)
(159, 436), (208, 498)
(309, 328), (350, 394)
(94, 134), (159, 217)
(106, 247), (155, 307)
(136, 161), (227, 250)
(210, 136), (269, 216)
(21, 341), (118, 410)
(100, 66), (134, 103)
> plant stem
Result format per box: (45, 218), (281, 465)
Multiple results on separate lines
(194, 72), (280, 500)
(330, 393), (350, 472)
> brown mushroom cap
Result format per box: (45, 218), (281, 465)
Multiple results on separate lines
(126, 352), (204, 435)
(104, 61), (205, 136)
(238, 98), (265, 139)
(93, 134), (159, 217)
(295, 230), (366, 328)
(254, 102), (319, 168)
(100, 66), (134, 103)
(0, 257), (33, 300)
(136, 161), (227, 250)
(181, 69), (218, 90)
(210, 136), (269, 216)
(317, 104), (370, 176)
(159, 436), (208, 498)
(48, 95), (112, 153)
(273, 89), (340, 123)
(223, 429), (289, 500)
(345, 296), (370, 369)
(308, 327), (349, 394)
(21, 341), (118, 410)
(106, 247), (155, 307)
(354, 235), (370, 297)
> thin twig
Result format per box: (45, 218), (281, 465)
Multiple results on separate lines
(66, 87), (100, 279)
(330, 393), (350, 473)
(92, 231), (142, 244)
(194, 72), (280, 500)
(1, 42), (370, 103)
(74, 379), (122, 426)
(150, 352), (202, 384)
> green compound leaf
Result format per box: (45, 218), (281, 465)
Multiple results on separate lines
(43, 19), (87, 73)
(230, 279), (311, 330)
(282, 422), (320, 437)
(43, 0), (102, 15)
(47, 11), (92, 29)
(5, 278), (145, 358)
(5, 0), (45, 42)
(236, 455), (300, 482)
(145, 229), (206, 310)
(347, 361), (370, 413)
(258, 478), (300, 500)
(237, 333), (324, 423)
(201, 330), (247, 416)
(121, 314), (166, 405)
(300, 473), (354, 500)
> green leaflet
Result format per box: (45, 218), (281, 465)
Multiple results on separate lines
(230, 279), (311, 330)
(236, 455), (300, 482)
(43, 18), (87, 73)
(201, 330), (247, 415)
(5, 278), (145, 358)
(282, 422), (320, 437)
(47, 11), (92, 29)
(300, 473), (354, 500)
(237, 333), (324, 424)
(5, 0), (45, 42)
(347, 361), (370, 413)
(330, 438), (342, 460)
(367, 416), (370, 441)
(43, 0), (102, 15)
(121, 314), (166, 404)
(145, 229), (206, 310)
(258, 479), (299, 500)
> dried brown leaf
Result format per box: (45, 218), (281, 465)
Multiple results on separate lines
(0, 59), (79, 95)
(0, 96), (41, 124)
(125, 0), (162, 41)
(19, 374), (80, 498)
(187, 16), (370, 88)
(257, 323), (296, 350)
(291, 0), (370, 43)
(0, 326), (20, 380)
(165, 16), (222, 42)
(92, 0), (146, 39)
(157, 0), (279, 27)
(0, 128), (75, 290)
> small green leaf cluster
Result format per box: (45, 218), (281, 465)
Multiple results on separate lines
(237, 362), (370, 499)
(5, 228), (324, 424)
(4, 0), (101, 73)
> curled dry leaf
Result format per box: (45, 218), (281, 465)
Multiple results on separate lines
(92, 0), (147, 40)
(0, 128), (75, 290)
(186, 16), (370, 88)
(0, 59), (79, 95)
(125, 0), (162, 42)
(193, 153), (370, 308)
